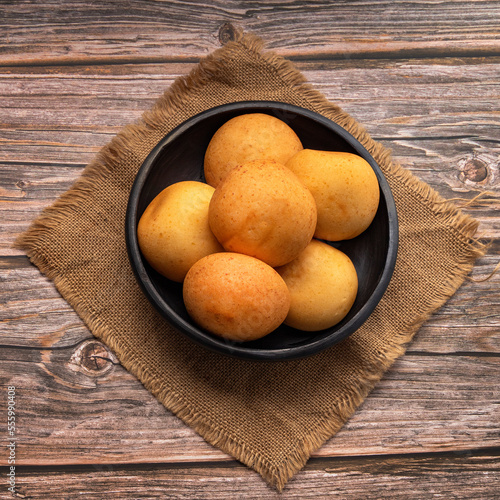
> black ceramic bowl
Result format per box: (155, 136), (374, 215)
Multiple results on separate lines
(126, 101), (398, 361)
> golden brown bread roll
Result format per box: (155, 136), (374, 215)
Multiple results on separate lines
(137, 181), (223, 282)
(183, 252), (290, 342)
(286, 149), (380, 241)
(204, 113), (303, 187)
(208, 159), (317, 267)
(276, 239), (358, 331)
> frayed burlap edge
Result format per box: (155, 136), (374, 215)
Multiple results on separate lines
(15, 30), (488, 492)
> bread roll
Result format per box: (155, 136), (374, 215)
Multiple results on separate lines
(204, 113), (303, 187)
(137, 181), (223, 282)
(286, 149), (380, 241)
(276, 239), (358, 331)
(208, 159), (317, 267)
(183, 252), (290, 342)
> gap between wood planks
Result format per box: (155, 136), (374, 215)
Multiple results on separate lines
(12, 446), (500, 472)
(1, 47), (500, 68)
(2, 341), (499, 358)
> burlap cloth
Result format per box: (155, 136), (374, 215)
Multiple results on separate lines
(17, 32), (485, 491)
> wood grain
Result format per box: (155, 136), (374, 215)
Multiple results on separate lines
(1, 58), (499, 256)
(1, 256), (499, 351)
(10, 450), (500, 499)
(1, 1), (499, 497)
(8, 349), (500, 465)
(1, 1), (499, 66)
(1, 338), (499, 465)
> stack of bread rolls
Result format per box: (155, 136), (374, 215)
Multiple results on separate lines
(138, 113), (380, 342)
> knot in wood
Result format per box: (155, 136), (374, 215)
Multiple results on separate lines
(218, 23), (236, 45)
(70, 340), (116, 376)
(462, 158), (488, 183)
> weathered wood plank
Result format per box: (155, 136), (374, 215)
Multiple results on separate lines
(2, 251), (499, 352)
(1, 58), (499, 259)
(2, 58), (498, 176)
(1, 1), (499, 66)
(2, 58), (500, 135)
(2, 340), (499, 465)
(2, 170), (497, 258)
(10, 450), (500, 499)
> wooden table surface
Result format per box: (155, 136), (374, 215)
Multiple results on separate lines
(1, 1), (499, 498)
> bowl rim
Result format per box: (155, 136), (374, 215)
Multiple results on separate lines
(125, 101), (399, 361)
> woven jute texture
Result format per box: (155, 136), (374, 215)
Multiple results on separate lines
(17, 32), (485, 490)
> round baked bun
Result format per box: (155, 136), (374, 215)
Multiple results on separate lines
(286, 150), (380, 241)
(183, 252), (290, 342)
(208, 159), (317, 267)
(204, 113), (303, 187)
(137, 181), (223, 282)
(276, 239), (358, 331)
